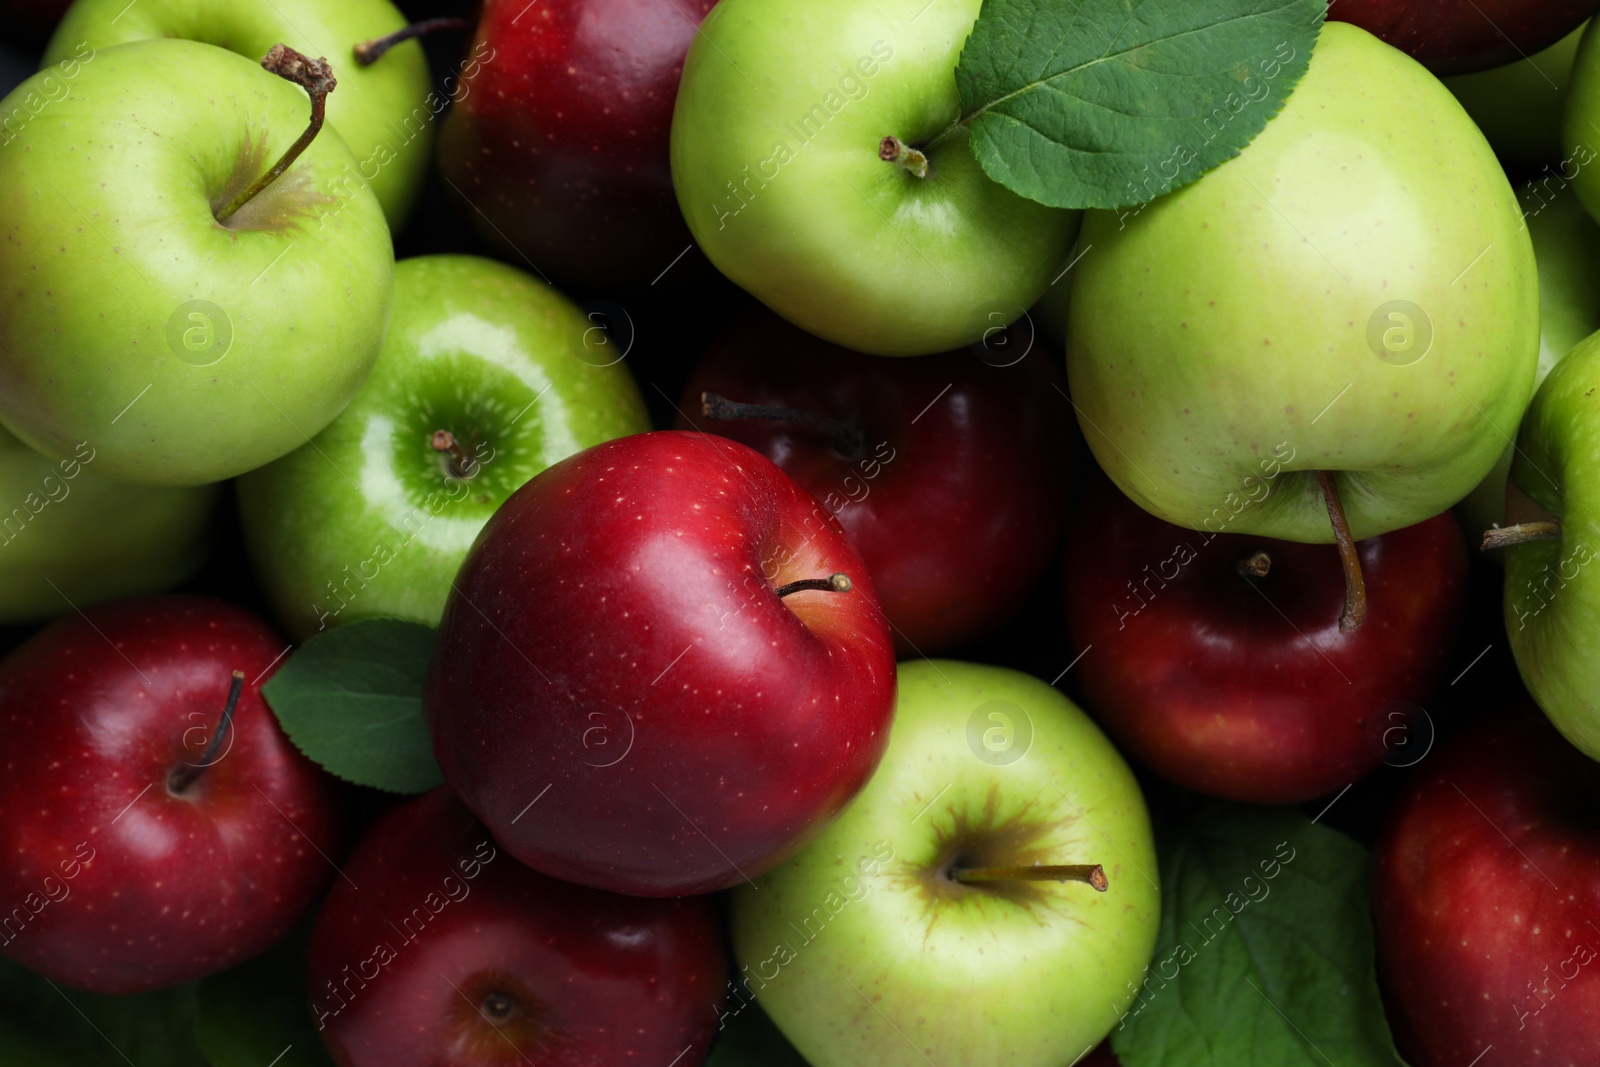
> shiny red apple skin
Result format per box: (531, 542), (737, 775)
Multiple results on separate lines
(309, 788), (725, 1067)
(437, 0), (714, 287)
(1331, 0), (1600, 74)
(425, 430), (897, 897)
(0, 595), (342, 994)
(1063, 474), (1468, 804)
(677, 309), (1071, 655)
(1373, 711), (1600, 1065)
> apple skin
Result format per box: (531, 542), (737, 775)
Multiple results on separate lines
(1503, 332), (1600, 760)
(730, 660), (1159, 1067)
(1064, 472), (1468, 804)
(236, 255), (651, 640)
(308, 787), (726, 1067)
(0, 39), (394, 488)
(437, 0), (715, 287)
(1444, 21), (1586, 166)
(426, 430), (898, 897)
(1067, 22), (1538, 544)
(1333, 0), (1599, 74)
(677, 308), (1071, 654)
(0, 595), (344, 994)
(42, 0), (433, 226)
(0, 428), (217, 623)
(670, 0), (1079, 356)
(1458, 181), (1600, 542)
(1556, 20), (1600, 225)
(1372, 709), (1600, 1064)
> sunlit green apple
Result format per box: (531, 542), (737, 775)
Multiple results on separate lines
(236, 255), (650, 639)
(42, 0), (433, 226)
(0, 428), (216, 622)
(670, 0), (1079, 356)
(1459, 181), (1600, 542)
(0, 39), (394, 488)
(1446, 22), (1585, 167)
(730, 660), (1159, 1067)
(1502, 332), (1600, 761)
(1068, 22), (1538, 545)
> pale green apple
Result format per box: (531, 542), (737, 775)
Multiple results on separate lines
(0, 428), (216, 621)
(1503, 332), (1600, 761)
(1446, 22), (1585, 167)
(1459, 181), (1600, 542)
(0, 39), (394, 488)
(1068, 21), (1538, 544)
(730, 660), (1159, 1067)
(670, 0), (1079, 356)
(236, 255), (650, 639)
(41, 0), (432, 226)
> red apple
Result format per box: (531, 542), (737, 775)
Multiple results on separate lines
(677, 308), (1071, 655)
(437, 0), (714, 286)
(1373, 709), (1600, 1065)
(1331, 0), (1600, 74)
(1062, 473), (1468, 804)
(309, 787), (725, 1067)
(425, 430), (897, 896)
(0, 595), (342, 993)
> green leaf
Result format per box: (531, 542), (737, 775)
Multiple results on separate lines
(262, 618), (444, 794)
(705, 999), (810, 1067)
(1112, 804), (1403, 1067)
(0, 958), (205, 1067)
(953, 0), (1325, 209)
(195, 926), (336, 1067)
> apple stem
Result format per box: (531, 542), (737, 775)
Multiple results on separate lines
(431, 430), (478, 480)
(951, 863), (1108, 891)
(167, 670), (245, 794)
(878, 136), (929, 178)
(215, 46), (336, 223)
(1481, 520), (1562, 551)
(1316, 471), (1367, 633)
(774, 573), (853, 598)
(700, 391), (866, 460)
(353, 17), (467, 66)
(1236, 550), (1272, 579)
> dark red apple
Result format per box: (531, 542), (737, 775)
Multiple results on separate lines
(425, 430), (896, 897)
(437, 0), (714, 286)
(1331, 0), (1600, 74)
(1373, 710), (1600, 1065)
(309, 787), (725, 1067)
(0, 595), (342, 993)
(1062, 473), (1468, 804)
(676, 308), (1071, 655)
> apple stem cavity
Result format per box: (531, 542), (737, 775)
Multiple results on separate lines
(1236, 550), (1272, 579)
(1316, 471), (1367, 633)
(353, 17), (468, 66)
(878, 136), (929, 179)
(215, 45), (337, 224)
(431, 430), (478, 481)
(167, 670), (246, 795)
(700, 391), (866, 460)
(1481, 520), (1562, 551)
(775, 573), (853, 598)
(951, 863), (1108, 892)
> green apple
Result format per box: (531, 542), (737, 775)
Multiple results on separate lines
(0, 38), (394, 488)
(1067, 22), (1538, 545)
(730, 660), (1159, 1067)
(41, 0), (432, 226)
(1502, 332), (1600, 761)
(670, 0), (1079, 356)
(1446, 21), (1585, 167)
(236, 255), (650, 639)
(0, 427), (216, 622)
(1561, 19), (1600, 224)
(1459, 180), (1600, 542)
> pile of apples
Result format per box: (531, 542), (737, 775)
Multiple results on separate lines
(0, 0), (1597, 1064)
